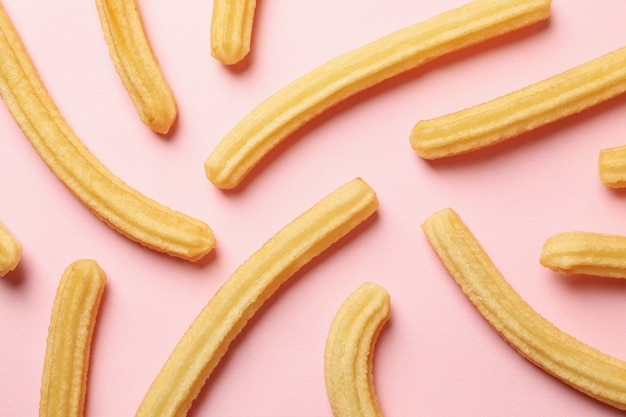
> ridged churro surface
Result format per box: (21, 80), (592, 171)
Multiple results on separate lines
(0, 221), (21, 277)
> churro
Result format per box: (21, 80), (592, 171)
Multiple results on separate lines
(95, 0), (177, 133)
(205, 0), (552, 189)
(599, 144), (626, 188)
(211, 0), (256, 65)
(422, 208), (626, 410)
(411, 46), (626, 159)
(325, 282), (390, 417)
(39, 259), (107, 417)
(0, 2), (215, 261)
(0, 221), (21, 277)
(541, 231), (626, 279)
(135, 178), (378, 417)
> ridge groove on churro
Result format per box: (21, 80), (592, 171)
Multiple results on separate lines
(205, 0), (552, 189)
(325, 282), (390, 417)
(135, 178), (378, 417)
(211, 0), (256, 65)
(541, 231), (626, 279)
(39, 259), (107, 417)
(411, 46), (626, 159)
(422, 208), (626, 410)
(0, 221), (21, 276)
(96, 0), (178, 133)
(0, 2), (215, 261)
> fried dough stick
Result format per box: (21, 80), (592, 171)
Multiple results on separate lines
(599, 144), (626, 188)
(325, 282), (390, 417)
(135, 178), (378, 417)
(211, 0), (256, 65)
(0, 2), (215, 261)
(411, 46), (626, 159)
(95, 0), (177, 133)
(205, 0), (552, 189)
(39, 260), (106, 417)
(0, 221), (21, 277)
(422, 208), (626, 410)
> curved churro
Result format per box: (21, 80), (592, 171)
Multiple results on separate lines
(411, 46), (626, 159)
(135, 178), (378, 417)
(211, 0), (256, 65)
(39, 259), (107, 417)
(599, 144), (626, 188)
(0, 2), (215, 261)
(205, 0), (552, 189)
(541, 231), (626, 279)
(95, 0), (177, 133)
(325, 282), (390, 417)
(422, 208), (626, 410)
(0, 221), (21, 277)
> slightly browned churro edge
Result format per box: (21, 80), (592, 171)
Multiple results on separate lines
(599, 144), (626, 188)
(0, 2), (215, 261)
(95, 0), (177, 133)
(0, 221), (21, 276)
(540, 231), (626, 279)
(324, 282), (390, 417)
(39, 259), (107, 417)
(210, 0), (256, 65)
(135, 178), (378, 417)
(205, 0), (552, 189)
(422, 208), (626, 410)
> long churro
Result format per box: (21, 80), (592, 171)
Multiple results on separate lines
(205, 0), (552, 189)
(325, 282), (390, 417)
(135, 178), (378, 417)
(95, 0), (177, 133)
(541, 231), (626, 279)
(422, 208), (626, 410)
(39, 259), (107, 417)
(211, 0), (256, 65)
(411, 46), (626, 159)
(599, 144), (626, 188)
(0, 221), (21, 277)
(0, 2), (215, 261)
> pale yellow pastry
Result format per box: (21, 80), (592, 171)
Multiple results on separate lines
(0, 2), (215, 261)
(0, 221), (21, 277)
(422, 208), (626, 410)
(135, 178), (378, 417)
(325, 282), (390, 417)
(205, 0), (552, 189)
(412, 46), (626, 159)
(599, 144), (626, 188)
(39, 260), (107, 417)
(211, 0), (256, 65)
(541, 231), (626, 279)
(96, 0), (178, 133)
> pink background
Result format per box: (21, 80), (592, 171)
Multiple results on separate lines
(2, 0), (626, 415)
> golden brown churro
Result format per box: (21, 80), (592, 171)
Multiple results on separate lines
(541, 231), (626, 279)
(599, 144), (626, 188)
(135, 178), (378, 417)
(95, 0), (177, 133)
(205, 0), (552, 189)
(411, 46), (626, 159)
(422, 208), (626, 410)
(39, 260), (107, 417)
(211, 0), (256, 65)
(0, 2), (215, 261)
(0, 221), (21, 277)
(325, 282), (390, 417)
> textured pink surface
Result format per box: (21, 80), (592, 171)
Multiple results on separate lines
(1, 1), (626, 415)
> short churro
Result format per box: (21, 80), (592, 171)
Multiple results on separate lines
(599, 144), (626, 188)
(211, 0), (256, 65)
(0, 221), (21, 277)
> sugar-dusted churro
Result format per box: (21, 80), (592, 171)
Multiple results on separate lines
(39, 260), (107, 417)
(211, 0), (256, 65)
(205, 0), (552, 189)
(95, 0), (177, 133)
(422, 208), (626, 410)
(0, 221), (21, 277)
(0, 2), (215, 261)
(541, 231), (626, 279)
(599, 144), (626, 188)
(411, 46), (626, 159)
(135, 178), (378, 417)
(325, 282), (390, 417)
